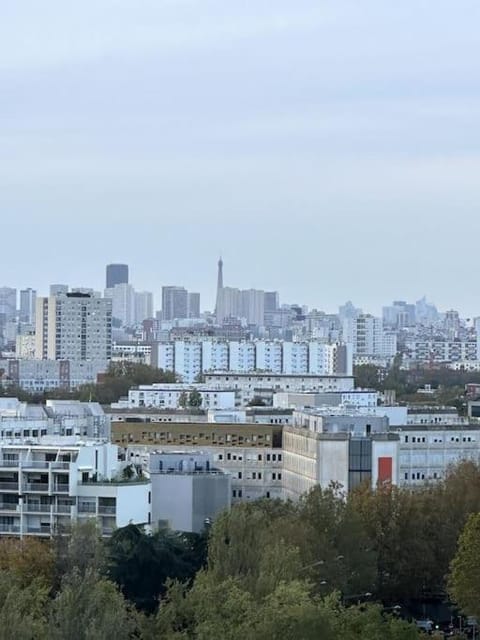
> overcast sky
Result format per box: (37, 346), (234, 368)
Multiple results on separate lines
(1, 1), (479, 315)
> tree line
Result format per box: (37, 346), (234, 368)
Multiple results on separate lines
(2, 461), (480, 638)
(0, 363), (176, 405)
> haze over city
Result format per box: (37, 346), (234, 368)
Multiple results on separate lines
(2, 0), (480, 315)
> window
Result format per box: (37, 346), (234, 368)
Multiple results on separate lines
(238, 490), (242, 498)
(238, 472), (242, 479)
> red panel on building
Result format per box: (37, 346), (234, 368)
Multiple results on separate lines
(378, 457), (393, 484)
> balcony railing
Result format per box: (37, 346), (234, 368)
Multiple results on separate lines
(24, 483), (49, 492)
(0, 503), (18, 511)
(53, 485), (69, 493)
(0, 524), (20, 533)
(24, 504), (51, 513)
(22, 461), (50, 469)
(98, 506), (116, 515)
(54, 505), (73, 514)
(78, 504), (96, 513)
(0, 482), (19, 491)
(0, 460), (19, 467)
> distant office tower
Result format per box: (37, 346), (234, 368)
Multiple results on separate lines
(241, 289), (265, 326)
(216, 286), (242, 323)
(35, 292), (112, 362)
(106, 263), (129, 289)
(187, 292), (201, 318)
(264, 291), (279, 313)
(135, 291), (154, 324)
(50, 284), (69, 296)
(105, 283), (136, 327)
(0, 287), (17, 325)
(162, 286), (188, 321)
(19, 288), (37, 324)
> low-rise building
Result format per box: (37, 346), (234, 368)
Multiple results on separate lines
(149, 452), (230, 532)
(127, 384), (236, 410)
(0, 398), (110, 440)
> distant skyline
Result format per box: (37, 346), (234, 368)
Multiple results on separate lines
(1, 1), (480, 315)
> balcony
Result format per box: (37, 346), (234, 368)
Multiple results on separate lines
(0, 503), (18, 511)
(24, 483), (49, 493)
(0, 460), (19, 468)
(22, 461), (50, 470)
(0, 524), (21, 533)
(0, 482), (19, 491)
(54, 504), (73, 514)
(24, 504), (51, 513)
(25, 526), (51, 535)
(51, 462), (71, 470)
(78, 504), (96, 514)
(98, 505), (116, 515)
(53, 485), (69, 494)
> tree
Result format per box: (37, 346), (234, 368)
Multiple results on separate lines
(448, 513), (480, 618)
(188, 390), (202, 408)
(178, 392), (188, 409)
(52, 520), (106, 589)
(49, 569), (137, 640)
(0, 537), (54, 588)
(0, 572), (49, 640)
(107, 524), (205, 612)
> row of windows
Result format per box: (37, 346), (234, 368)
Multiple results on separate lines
(219, 452), (282, 462)
(404, 435), (476, 444)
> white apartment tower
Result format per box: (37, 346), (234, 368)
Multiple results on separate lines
(35, 293), (112, 363)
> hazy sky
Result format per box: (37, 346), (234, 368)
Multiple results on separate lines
(1, 1), (479, 315)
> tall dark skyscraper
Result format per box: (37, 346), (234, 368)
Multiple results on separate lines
(106, 264), (129, 289)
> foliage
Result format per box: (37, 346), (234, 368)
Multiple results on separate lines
(1, 363), (176, 405)
(52, 519), (106, 589)
(49, 569), (137, 640)
(106, 524), (207, 612)
(0, 537), (54, 588)
(448, 513), (480, 618)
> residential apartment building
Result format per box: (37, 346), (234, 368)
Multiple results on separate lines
(35, 292), (112, 363)
(0, 359), (107, 392)
(203, 372), (355, 405)
(404, 339), (478, 365)
(153, 339), (352, 383)
(0, 440), (150, 537)
(126, 384), (236, 410)
(0, 398), (110, 440)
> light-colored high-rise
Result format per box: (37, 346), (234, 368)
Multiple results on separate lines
(35, 292), (112, 363)
(19, 288), (37, 324)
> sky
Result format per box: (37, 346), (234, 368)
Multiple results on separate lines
(1, 0), (480, 316)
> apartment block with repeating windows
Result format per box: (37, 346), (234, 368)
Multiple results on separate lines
(35, 292), (112, 363)
(0, 441), (150, 537)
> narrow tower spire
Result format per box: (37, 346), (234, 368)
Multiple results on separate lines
(215, 256), (224, 319)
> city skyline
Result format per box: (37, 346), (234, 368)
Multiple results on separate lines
(2, 1), (480, 317)
(0, 257), (475, 319)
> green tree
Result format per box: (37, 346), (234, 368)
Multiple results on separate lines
(107, 524), (205, 612)
(178, 391), (188, 409)
(448, 512), (480, 618)
(0, 572), (49, 640)
(49, 569), (137, 640)
(188, 390), (202, 408)
(52, 520), (106, 589)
